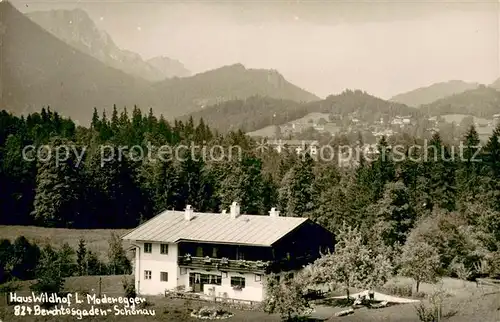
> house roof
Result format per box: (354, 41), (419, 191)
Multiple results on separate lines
(121, 210), (308, 247)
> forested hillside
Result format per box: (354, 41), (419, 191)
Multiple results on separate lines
(322, 89), (422, 121)
(181, 96), (309, 133)
(184, 90), (422, 133)
(390, 80), (479, 107)
(420, 86), (500, 118)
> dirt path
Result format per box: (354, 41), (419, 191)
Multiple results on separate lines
(332, 290), (421, 304)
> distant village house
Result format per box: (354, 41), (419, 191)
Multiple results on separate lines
(268, 139), (319, 155)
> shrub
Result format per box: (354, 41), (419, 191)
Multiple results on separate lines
(108, 233), (131, 275)
(190, 306), (234, 320)
(138, 299), (153, 309)
(414, 288), (455, 322)
(122, 277), (136, 298)
(30, 245), (64, 303)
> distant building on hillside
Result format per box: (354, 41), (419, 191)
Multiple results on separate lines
(391, 116), (411, 126)
(268, 139), (319, 155)
(313, 124), (325, 131)
(391, 118), (403, 125)
(373, 129), (394, 138)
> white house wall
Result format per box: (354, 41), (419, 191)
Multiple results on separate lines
(178, 268), (266, 302)
(135, 242), (179, 296)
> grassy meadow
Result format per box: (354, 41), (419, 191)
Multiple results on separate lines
(0, 225), (131, 260)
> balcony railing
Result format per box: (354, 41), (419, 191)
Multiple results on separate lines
(178, 254), (315, 274)
(178, 255), (270, 273)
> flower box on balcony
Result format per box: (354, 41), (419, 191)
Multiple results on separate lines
(221, 257), (229, 266)
(204, 256), (211, 264)
(255, 260), (267, 268)
(184, 254), (192, 262)
(237, 260), (248, 268)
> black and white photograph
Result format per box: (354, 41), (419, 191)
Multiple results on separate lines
(1, 0), (500, 321)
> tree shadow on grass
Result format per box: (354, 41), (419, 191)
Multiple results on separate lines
(313, 298), (354, 308)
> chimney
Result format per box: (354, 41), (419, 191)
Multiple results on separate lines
(185, 205), (194, 221)
(269, 207), (280, 217)
(230, 202), (240, 219)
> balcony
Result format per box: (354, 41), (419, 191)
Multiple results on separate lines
(178, 255), (270, 273)
(178, 254), (315, 274)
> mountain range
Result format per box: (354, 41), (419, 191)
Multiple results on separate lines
(26, 8), (191, 81)
(1, 1), (158, 125)
(2, 2), (499, 131)
(0, 2), (319, 124)
(152, 63), (319, 114)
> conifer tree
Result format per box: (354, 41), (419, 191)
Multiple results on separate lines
(218, 153), (266, 214)
(76, 239), (87, 276)
(177, 151), (207, 211)
(280, 153), (315, 217)
(427, 133), (456, 211)
(140, 157), (179, 215)
(456, 125), (482, 208)
(91, 107), (100, 131)
(31, 138), (83, 227)
(373, 181), (416, 246)
(107, 233), (131, 275)
(111, 104), (119, 133)
(371, 136), (395, 201)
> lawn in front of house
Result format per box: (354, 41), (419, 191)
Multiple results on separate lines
(2, 275), (499, 322)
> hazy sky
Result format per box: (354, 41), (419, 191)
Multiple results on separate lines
(13, 0), (500, 99)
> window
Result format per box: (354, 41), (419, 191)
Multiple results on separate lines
(160, 244), (168, 255)
(230, 276), (245, 288)
(255, 274), (262, 282)
(195, 246), (203, 257)
(201, 274), (221, 285)
(160, 272), (168, 282)
(236, 248), (244, 260)
(144, 270), (152, 280)
(212, 247), (218, 258)
(189, 273), (222, 286)
(144, 243), (152, 253)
